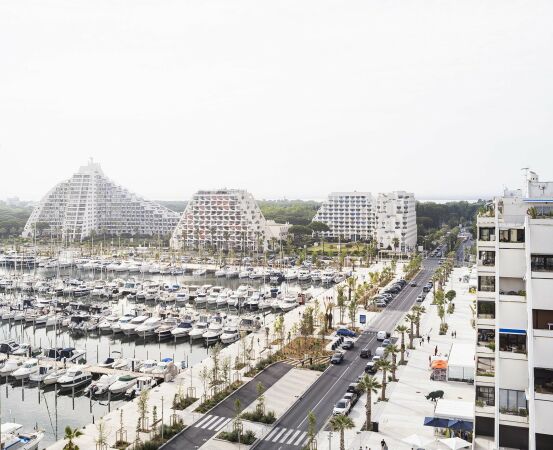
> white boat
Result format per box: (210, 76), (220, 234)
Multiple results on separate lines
(0, 360), (22, 376)
(112, 358), (131, 370)
(192, 268), (206, 276)
(98, 315), (120, 333)
(150, 361), (172, 377)
(171, 319), (195, 338)
(203, 322), (223, 344)
(57, 366), (92, 389)
(194, 289), (208, 307)
(276, 294), (298, 312)
(239, 317), (261, 333)
(29, 364), (55, 383)
(225, 268), (239, 278)
(135, 316), (163, 337)
(206, 292), (219, 308)
(155, 318), (178, 340)
(138, 360), (158, 374)
(42, 369), (67, 386)
(220, 325), (240, 344)
(11, 344), (35, 357)
(214, 269), (227, 277)
(121, 315), (149, 336)
(216, 290), (230, 308)
(112, 314), (135, 334)
(239, 268), (253, 279)
(311, 271), (322, 282)
(84, 374), (119, 396)
(125, 376), (157, 398)
(109, 375), (137, 395)
(0, 422), (44, 450)
(322, 270), (335, 284)
(285, 269), (298, 280)
(298, 269), (311, 281)
(12, 359), (39, 380)
(188, 321), (209, 341)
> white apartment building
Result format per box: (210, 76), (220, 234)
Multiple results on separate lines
(170, 189), (289, 251)
(22, 161), (180, 241)
(313, 191), (417, 251)
(475, 171), (553, 450)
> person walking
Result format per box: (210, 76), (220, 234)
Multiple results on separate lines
(427, 335), (430, 343)
(434, 345), (438, 356)
(381, 439), (388, 450)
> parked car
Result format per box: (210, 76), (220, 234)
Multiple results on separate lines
(336, 328), (357, 338)
(410, 281), (417, 287)
(347, 383), (360, 394)
(342, 340), (354, 350)
(360, 347), (372, 358)
(344, 391), (359, 407)
(382, 339), (391, 347)
(376, 331), (390, 341)
(332, 398), (351, 415)
(372, 355), (381, 363)
(365, 362), (377, 374)
(330, 352), (344, 364)
(416, 294), (425, 302)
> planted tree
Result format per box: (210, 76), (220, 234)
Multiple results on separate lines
(336, 286), (346, 324)
(329, 414), (354, 450)
(357, 374), (381, 430)
(375, 359), (392, 401)
(306, 410), (317, 449)
(395, 324), (408, 364)
(63, 426), (83, 450)
(405, 313), (417, 349)
(384, 344), (399, 381)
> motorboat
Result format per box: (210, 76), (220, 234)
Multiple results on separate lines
(125, 376), (157, 399)
(84, 374), (119, 396)
(216, 290), (229, 308)
(194, 289), (208, 307)
(311, 271), (322, 282)
(220, 325), (240, 344)
(171, 319), (195, 338)
(98, 315), (120, 333)
(298, 269), (311, 282)
(135, 316), (163, 337)
(98, 357), (116, 368)
(188, 320), (209, 341)
(109, 375), (137, 395)
(111, 314), (135, 334)
(138, 360), (157, 374)
(203, 322), (223, 344)
(276, 294), (298, 312)
(12, 359), (40, 380)
(42, 369), (67, 385)
(57, 366), (92, 390)
(0, 360), (22, 377)
(192, 268), (206, 276)
(29, 364), (55, 383)
(0, 422), (44, 450)
(225, 268), (239, 278)
(12, 343), (40, 357)
(214, 268), (227, 277)
(121, 315), (149, 336)
(206, 292), (219, 308)
(285, 269), (298, 280)
(112, 358), (131, 370)
(244, 292), (261, 310)
(150, 361), (172, 377)
(155, 318), (178, 340)
(239, 317), (261, 333)
(43, 347), (86, 364)
(322, 270), (336, 284)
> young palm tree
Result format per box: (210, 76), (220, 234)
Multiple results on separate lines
(336, 285), (346, 324)
(329, 414), (355, 450)
(384, 344), (399, 381)
(63, 426), (83, 450)
(356, 374), (381, 430)
(395, 324), (408, 364)
(411, 305), (426, 338)
(375, 359), (392, 401)
(405, 313), (417, 349)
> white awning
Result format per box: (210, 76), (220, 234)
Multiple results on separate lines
(434, 400), (474, 421)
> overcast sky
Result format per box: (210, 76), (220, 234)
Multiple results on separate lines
(1, 0), (552, 202)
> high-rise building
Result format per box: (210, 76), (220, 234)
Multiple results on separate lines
(313, 191), (417, 251)
(474, 171), (553, 450)
(170, 189), (289, 251)
(22, 160), (180, 241)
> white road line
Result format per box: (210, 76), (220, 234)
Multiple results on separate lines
(215, 418), (231, 431)
(271, 427), (287, 442)
(286, 429), (301, 445)
(200, 415), (220, 429)
(279, 429), (294, 443)
(264, 427), (281, 441)
(195, 415), (213, 428)
(293, 431), (307, 446)
(207, 416), (227, 430)
(299, 436), (310, 447)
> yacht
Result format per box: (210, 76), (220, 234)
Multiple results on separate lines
(155, 317), (178, 340)
(214, 268), (227, 277)
(192, 268), (206, 276)
(220, 325), (240, 344)
(57, 366), (92, 390)
(239, 317), (262, 333)
(112, 358), (131, 370)
(29, 364), (55, 383)
(135, 316), (163, 337)
(125, 376), (157, 399)
(111, 314), (135, 334)
(322, 270), (336, 284)
(98, 315), (120, 333)
(245, 291), (262, 310)
(203, 322), (223, 344)
(311, 271), (322, 282)
(12, 359), (40, 380)
(206, 292), (219, 309)
(285, 269), (299, 280)
(298, 269), (311, 282)
(194, 288), (208, 308)
(109, 375), (137, 395)
(239, 267), (253, 279)
(98, 357), (116, 368)
(216, 290), (230, 308)
(84, 374), (119, 396)
(188, 320), (209, 341)
(121, 315), (149, 336)
(171, 318), (195, 338)
(42, 369), (67, 386)
(12, 344), (40, 357)
(138, 360), (157, 374)
(225, 267), (239, 278)
(0, 360), (22, 376)
(276, 294), (298, 312)
(0, 422), (44, 450)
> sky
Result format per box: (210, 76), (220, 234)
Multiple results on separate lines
(1, 0), (553, 202)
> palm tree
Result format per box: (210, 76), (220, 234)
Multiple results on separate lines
(375, 359), (392, 401)
(63, 426), (83, 450)
(384, 344), (399, 381)
(336, 285), (346, 324)
(357, 374), (381, 430)
(405, 313), (417, 349)
(395, 324), (408, 364)
(411, 305), (426, 338)
(329, 414), (355, 450)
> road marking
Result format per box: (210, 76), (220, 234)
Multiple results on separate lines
(265, 427), (281, 441)
(195, 415), (213, 428)
(286, 429), (301, 444)
(200, 415), (220, 429)
(207, 416), (227, 430)
(293, 431), (307, 446)
(279, 429), (294, 443)
(271, 427), (287, 442)
(215, 418), (231, 430)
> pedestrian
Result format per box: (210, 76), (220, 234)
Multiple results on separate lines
(434, 345), (438, 356)
(427, 335), (430, 343)
(429, 355), (431, 365)
(419, 338), (422, 347)
(63, 357), (67, 369)
(381, 439), (388, 450)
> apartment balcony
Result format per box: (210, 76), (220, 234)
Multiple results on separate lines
(499, 411), (529, 426)
(476, 374), (495, 384)
(475, 403), (495, 418)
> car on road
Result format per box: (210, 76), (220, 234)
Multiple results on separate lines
(332, 398), (351, 415)
(382, 339), (391, 347)
(376, 331), (390, 341)
(336, 328), (357, 338)
(344, 391), (359, 407)
(347, 382), (360, 394)
(416, 293), (425, 302)
(365, 361), (377, 374)
(360, 347), (372, 358)
(330, 352), (345, 364)
(342, 340), (354, 350)
(372, 355), (381, 363)
(410, 281), (417, 287)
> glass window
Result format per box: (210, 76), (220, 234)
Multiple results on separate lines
(535, 368), (553, 395)
(477, 301), (495, 319)
(533, 309), (553, 330)
(478, 276), (496, 292)
(499, 333), (527, 354)
(477, 357), (495, 377)
(499, 229), (525, 243)
(499, 389), (527, 415)
(479, 227), (495, 241)
(479, 251), (495, 266)
(477, 386), (495, 406)
(531, 255), (553, 272)
(478, 328), (495, 347)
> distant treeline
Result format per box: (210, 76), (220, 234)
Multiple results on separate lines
(0, 202), (33, 238)
(416, 200), (486, 236)
(257, 200), (321, 226)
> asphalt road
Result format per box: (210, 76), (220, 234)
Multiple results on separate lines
(251, 258), (442, 450)
(163, 361), (292, 450)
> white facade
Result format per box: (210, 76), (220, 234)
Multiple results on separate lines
(22, 161), (180, 241)
(475, 171), (553, 450)
(313, 191), (417, 251)
(170, 189), (288, 251)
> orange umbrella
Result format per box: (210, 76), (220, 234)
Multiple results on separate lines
(431, 360), (448, 369)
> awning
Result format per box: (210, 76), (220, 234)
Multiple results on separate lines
(499, 328), (526, 335)
(431, 360), (448, 369)
(424, 417), (449, 428)
(447, 419), (474, 431)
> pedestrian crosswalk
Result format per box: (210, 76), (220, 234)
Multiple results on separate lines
(193, 414), (232, 431)
(261, 426), (309, 447)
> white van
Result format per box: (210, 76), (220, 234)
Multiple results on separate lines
(376, 331), (387, 341)
(375, 346), (386, 358)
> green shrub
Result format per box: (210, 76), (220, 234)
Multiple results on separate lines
(241, 410), (276, 424)
(195, 382), (243, 413)
(218, 429), (256, 444)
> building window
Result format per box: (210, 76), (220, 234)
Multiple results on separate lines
(478, 276), (495, 293)
(478, 329), (495, 349)
(532, 309), (553, 330)
(531, 255), (553, 272)
(478, 251), (495, 266)
(477, 357), (495, 377)
(476, 386), (495, 406)
(479, 227), (495, 241)
(499, 333), (526, 354)
(477, 301), (495, 319)
(499, 229), (525, 243)
(535, 368), (553, 395)
(499, 389), (527, 416)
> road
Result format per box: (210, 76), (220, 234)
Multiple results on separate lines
(251, 258), (442, 450)
(163, 362), (292, 450)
